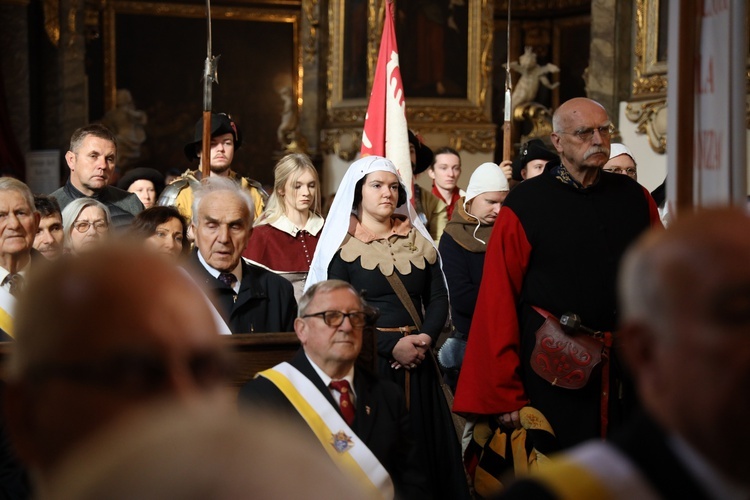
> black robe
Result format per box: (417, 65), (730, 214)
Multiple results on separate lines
(329, 247), (470, 500)
(454, 163), (661, 449)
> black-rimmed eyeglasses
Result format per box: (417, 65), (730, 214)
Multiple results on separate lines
(302, 310), (368, 328)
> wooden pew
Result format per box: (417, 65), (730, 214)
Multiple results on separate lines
(0, 328), (374, 394)
(0, 333), (301, 391)
(225, 332), (300, 389)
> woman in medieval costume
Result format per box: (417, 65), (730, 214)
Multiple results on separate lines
(306, 156), (470, 499)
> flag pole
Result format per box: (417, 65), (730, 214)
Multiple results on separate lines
(202, 0), (219, 178)
(502, 0), (512, 162)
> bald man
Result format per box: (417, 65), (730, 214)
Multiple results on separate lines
(501, 208), (750, 499)
(454, 98), (661, 461)
(3, 245), (232, 493)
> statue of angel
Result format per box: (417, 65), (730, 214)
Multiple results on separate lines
(507, 47), (560, 110)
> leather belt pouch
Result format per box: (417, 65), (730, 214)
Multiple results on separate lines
(530, 314), (603, 390)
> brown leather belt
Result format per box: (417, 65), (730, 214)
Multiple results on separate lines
(377, 326), (418, 410)
(378, 326), (418, 334)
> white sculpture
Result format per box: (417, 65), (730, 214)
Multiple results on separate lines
(101, 89), (147, 167)
(507, 47), (560, 110)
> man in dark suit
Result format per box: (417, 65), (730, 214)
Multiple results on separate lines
(189, 176), (296, 333)
(500, 208), (750, 499)
(239, 279), (428, 499)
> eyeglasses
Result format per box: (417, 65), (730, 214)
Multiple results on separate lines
(302, 310), (368, 328)
(27, 351), (233, 394)
(73, 220), (109, 233)
(559, 124), (615, 142)
(603, 167), (637, 177)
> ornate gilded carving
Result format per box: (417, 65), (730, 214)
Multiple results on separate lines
(494, 0), (589, 13)
(449, 126), (496, 154)
(43, 0), (60, 45)
(302, 0), (318, 63)
(625, 99), (668, 154)
(322, 124), (496, 157)
(326, 0), (494, 127)
(320, 128), (363, 161)
(513, 102), (553, 145)
(103, 1), (301, 110)
(632, 0), (667, 98)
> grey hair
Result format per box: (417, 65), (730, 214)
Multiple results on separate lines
(297, 279), (363, 318)
(0, 178), (37, 215)
(551, 111), (563, 134)
(61, 198), (111, 244)
(191, 176), (255, 227)
(618, 239), (663, 325)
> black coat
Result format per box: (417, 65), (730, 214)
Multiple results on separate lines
(238, 350), (430, 500)
(188, 250), (297, 333)
(437, 230), (486, 336)
(50, 179), (143, 229)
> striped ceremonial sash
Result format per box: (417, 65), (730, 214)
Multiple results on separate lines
(259, 362), (394, 499)
(0, 287), (15, 338)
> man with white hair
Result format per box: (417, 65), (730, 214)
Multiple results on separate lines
(603, 143), (638, 181)
(0, 178), (40, 340)
(437, 162), (509, 390)
(189, 176), (296, 333)
(240, 279), (428, 499)
(454, 98), (661, 453)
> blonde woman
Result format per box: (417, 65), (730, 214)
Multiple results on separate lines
(243, 153), (323, 300)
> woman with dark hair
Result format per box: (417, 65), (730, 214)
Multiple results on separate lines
(306, 156), (469, 500)
(130, 206), (187, 259)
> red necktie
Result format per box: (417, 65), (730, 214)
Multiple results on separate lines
(329, 380), (355, 426)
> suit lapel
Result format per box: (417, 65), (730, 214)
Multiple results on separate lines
(353, 371), (376, 442)
(233, 260), (266, 311)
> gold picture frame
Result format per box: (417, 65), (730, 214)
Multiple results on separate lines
(101, 1), (302, 183)
(326, 0), (494, 129)
(632, 0), (668, 98)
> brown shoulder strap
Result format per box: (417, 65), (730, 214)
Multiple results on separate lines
(384, 272), (422, 330)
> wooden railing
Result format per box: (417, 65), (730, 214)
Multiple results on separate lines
(0, 333), (301, 390)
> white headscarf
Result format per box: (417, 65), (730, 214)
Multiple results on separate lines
(305, 156), (435, 290)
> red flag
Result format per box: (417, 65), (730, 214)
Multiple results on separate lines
(360, 0), (412, 193)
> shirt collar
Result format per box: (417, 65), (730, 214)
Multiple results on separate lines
(197, 250), (243, 291)
(0, 261), (30, 282)
(348, 213), (411, 243)
(269, 213), (324, 237)
(66, 178), (103, 199)
(305, 352), (356, 401)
